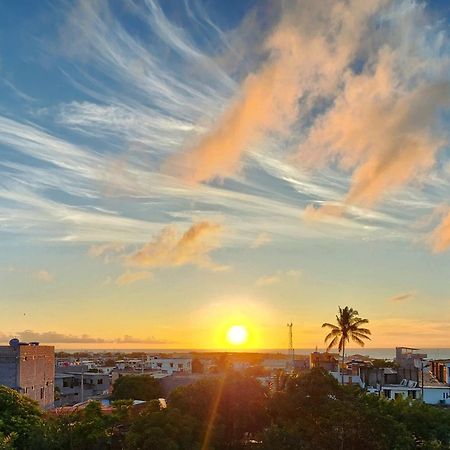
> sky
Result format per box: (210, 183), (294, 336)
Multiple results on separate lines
(0, 0), (449, 351)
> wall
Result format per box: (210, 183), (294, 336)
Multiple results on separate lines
(0, 347), (19, 388)
(423, 387), (450, 406)
(19, 345), (55, 409)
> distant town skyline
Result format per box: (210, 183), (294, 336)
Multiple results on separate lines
(0, 0), (449, 349)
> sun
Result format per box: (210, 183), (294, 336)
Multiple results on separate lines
(226, 325), (248, 346)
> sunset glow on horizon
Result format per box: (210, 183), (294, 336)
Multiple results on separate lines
(0, 0), (449, 352)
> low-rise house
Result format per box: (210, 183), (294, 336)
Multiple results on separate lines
(330, 371), (365, 388)
(310, 352), (338, 372)
(146, 357), (192, 374)
(261, 358), (288, 371)
(381, 380), (421, 400)
(422, 386), (450, 406)
(55, 365), (110, 406)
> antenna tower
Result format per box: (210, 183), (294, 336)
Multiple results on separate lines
(287, 323), (294, 366)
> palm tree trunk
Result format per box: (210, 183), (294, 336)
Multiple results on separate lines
(341, 341), (345, 385)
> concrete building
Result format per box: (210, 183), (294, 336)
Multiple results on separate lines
(395, 347), (427, 370)
(430, 359), (450, 385)
(146, 356), (192, 374)
(55, 365), (110, 406)
(309, 352), (339, 372)
(422, 386), (450, 406)
(330, 371), (365, 388)
(381, 381), (421, 400)
(261, 359), (289, 371)
(0, 339), (54, 409)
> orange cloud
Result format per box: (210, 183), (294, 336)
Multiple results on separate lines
(169, 1), (384, 183)
(430, 210), (450, 252)
(301, 49), (450, 209)
(34, 270), (54, 283)
(127, 221), (226, 271)
(115, 270), (152, 287)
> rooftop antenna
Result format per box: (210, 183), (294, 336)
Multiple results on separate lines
(287, 323), (294, 368)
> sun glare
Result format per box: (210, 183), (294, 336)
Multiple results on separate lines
(226, 325), (248, 346)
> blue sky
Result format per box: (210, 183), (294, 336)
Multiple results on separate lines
(0, 0), (449, 349)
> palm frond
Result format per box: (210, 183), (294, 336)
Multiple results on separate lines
(322, 323), (339, 330)
(326, 335), (339, 351)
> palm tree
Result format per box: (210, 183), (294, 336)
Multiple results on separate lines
(322, 306), (371, 383)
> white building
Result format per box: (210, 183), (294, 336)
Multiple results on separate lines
(330, 372), (365, 388)
(422, 386), (450, 406)
(380, 382), (421, 401)
(146, 357), (192, 374)
(261, 359), (288, 371)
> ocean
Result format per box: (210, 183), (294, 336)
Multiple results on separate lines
(56, 348), (450, 359)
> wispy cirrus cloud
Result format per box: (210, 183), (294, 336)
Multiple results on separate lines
(255, 269), (301, 287)
(250, 232), (271, 249)
(115, 270), (153, 287)
(0, 0), (449, 263)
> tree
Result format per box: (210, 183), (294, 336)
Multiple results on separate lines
(322, 306), (371, 382)
(111, 375), (161, 401)
(125, 402), (201, 450)
(263, 369), (416, 450)
(169, 373), (269, 449)
(0, 386), (47, 450)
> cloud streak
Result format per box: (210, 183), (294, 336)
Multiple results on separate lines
(389, 292), (416, 303)
(115, 270), (153, 287)
(0, 330), (172, 345)
(127, 221), (225, 271)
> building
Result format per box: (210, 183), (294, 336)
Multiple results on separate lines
(430, 359), (450, 385)
(309, 351), (338, 372)
(146, 356), (192, 374)
(0, 339), (54, 409)
(55, 365), (110, 406)
(395, 347), (427, 370)
(380, 380), (421, 400)
(422, 386), (450, 406)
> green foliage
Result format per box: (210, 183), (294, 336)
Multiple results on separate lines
(322, 306), (371, 356)
(170, 372), (269, 449)
(191, 358), (204, 374)
(1, 370), (449, 450)
(45, 400), (131, 450)
(263, 369), (449, 450)
(0, 386), (47, 450)
(125, 406), (201, 450)
(111, 375), (161, 401)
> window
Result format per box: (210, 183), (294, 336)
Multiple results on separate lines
(97, 379), (103, 385)
(40, 387), (44, 399)
(170, 363), (174, 368)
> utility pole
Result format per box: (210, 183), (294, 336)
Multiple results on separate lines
(287, 323), (294, 369)
(80, 368), (84, 403)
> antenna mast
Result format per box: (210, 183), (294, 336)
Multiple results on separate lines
(287, 323), (294, 368)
